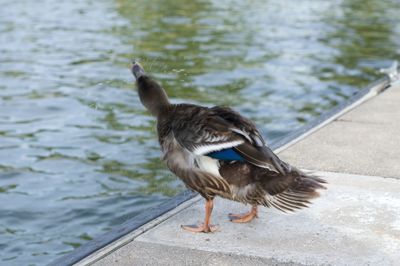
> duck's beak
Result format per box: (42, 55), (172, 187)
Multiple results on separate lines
(130, 60), (146, 80)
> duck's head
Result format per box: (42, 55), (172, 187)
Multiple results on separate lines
(131, 60), (146, 79)
(131, 60), (170, 117)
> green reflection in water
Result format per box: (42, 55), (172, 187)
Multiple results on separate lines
(114, 0), (269, 106)
(0, 184), (17, 193)
(317, 0), (399, 86)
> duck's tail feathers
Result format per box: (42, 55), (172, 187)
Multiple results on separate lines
(264, 168), (327, 213)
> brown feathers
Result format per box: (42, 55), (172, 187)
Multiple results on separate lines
(219, 161), (326, 212)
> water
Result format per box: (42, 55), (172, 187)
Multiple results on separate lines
(0, 0), (399, 264)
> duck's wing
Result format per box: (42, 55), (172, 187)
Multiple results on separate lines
(211, 106), (288, 175)
(171, 105), (286, 175)
(171, 105), (245, 156)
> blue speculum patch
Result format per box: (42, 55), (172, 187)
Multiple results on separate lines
(206, 148), (245, 161)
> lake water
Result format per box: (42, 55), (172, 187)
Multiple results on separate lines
(0, 0), (399, 264)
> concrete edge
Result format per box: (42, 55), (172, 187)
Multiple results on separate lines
(49, 190), (197, 266)
(49, 76), (390, 266)
(75, 195), (203, 266)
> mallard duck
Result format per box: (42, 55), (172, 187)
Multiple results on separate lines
(131, 61), (326, 233)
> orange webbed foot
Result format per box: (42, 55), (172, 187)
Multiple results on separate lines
(228, 206), (258, 223)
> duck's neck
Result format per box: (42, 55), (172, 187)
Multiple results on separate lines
(137, 76), (171, 117)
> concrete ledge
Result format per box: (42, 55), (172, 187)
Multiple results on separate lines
(49, 190), (197, 266)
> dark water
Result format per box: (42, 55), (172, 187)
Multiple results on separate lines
(0, 0), (399, 264)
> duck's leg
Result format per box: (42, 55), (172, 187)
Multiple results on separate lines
(181, 199), (218, 233)
(228, 205), (258, 223)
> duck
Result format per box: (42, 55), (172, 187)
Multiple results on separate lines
(130, 61), (326, 233)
